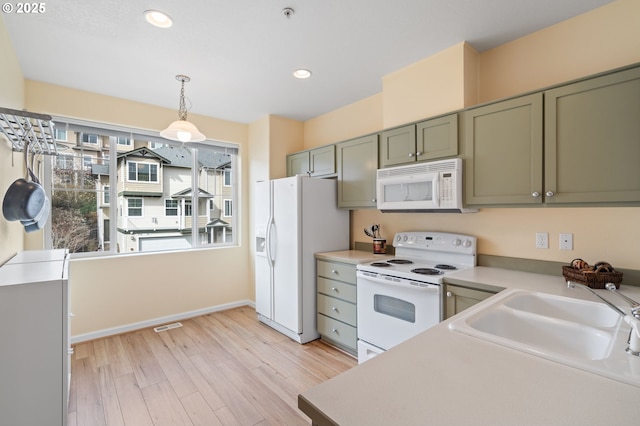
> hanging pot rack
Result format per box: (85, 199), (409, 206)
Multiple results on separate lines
(0, 106), (58, 156)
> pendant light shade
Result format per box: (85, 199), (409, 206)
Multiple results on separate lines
(160, 75), (206, 143)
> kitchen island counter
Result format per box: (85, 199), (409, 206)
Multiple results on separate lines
(299, 266), (640, 425)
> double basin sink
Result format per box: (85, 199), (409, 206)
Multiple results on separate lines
(449, 288), (640, 387)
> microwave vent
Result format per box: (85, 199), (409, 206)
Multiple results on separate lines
(377, 158), (460, 178)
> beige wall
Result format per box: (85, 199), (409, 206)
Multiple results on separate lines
(0, 16), (26, 264)
(303, 93), (383, 149)
(305, 0), (640, 271)
(382, 42), (478, 128)
(23, 80), (252, 337)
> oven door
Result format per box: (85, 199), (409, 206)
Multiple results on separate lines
(356, 271), (441, 356)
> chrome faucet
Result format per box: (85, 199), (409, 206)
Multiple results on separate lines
(567, 281), (640, 356)
(605, 283), (640, 318)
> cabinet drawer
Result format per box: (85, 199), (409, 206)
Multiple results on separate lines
(317, 314), (357, 350)
(317, 294), (357, 326)
(317, 260), (356, 284)
(317, 277), (356, 303)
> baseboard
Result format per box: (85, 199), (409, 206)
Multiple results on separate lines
(70, 299), (256, 344)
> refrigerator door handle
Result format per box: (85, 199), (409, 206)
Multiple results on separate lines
(266, 215), (275, 267)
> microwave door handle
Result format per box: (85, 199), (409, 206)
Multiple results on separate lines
(432, 175), (440, 207)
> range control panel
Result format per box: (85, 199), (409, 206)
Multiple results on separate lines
(393, 231), (476, 255)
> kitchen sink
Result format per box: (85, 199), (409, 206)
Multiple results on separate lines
(449, 289), (640, 387)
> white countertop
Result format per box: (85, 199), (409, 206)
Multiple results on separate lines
(299, 266), (640, 425)
(315, 250), (393, 265)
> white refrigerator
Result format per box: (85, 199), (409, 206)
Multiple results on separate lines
(255, 176), (349, 343)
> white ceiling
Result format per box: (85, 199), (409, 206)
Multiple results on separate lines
(3, 0), (613, 124)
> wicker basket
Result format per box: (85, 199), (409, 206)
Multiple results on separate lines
(562, 266), (623, 289)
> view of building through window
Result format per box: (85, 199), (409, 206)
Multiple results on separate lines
(45, 121), (238, 255)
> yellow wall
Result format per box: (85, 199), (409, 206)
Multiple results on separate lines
(23, 80), (252, 338)
(306, 0), (640, 271)
(382, 42), (478, 128)
(0, 16), (26, 264)
(478, 0), (640, 103)
(303, 93), (383, 149)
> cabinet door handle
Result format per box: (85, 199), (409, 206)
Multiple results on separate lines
(446, 291), (453, 297)
(415, 151), (422, 156)
(531, 192), (540, 198)
(372, 199), (377, 203)
(546, 191), (554, 197)
(408, 152), (414, 157)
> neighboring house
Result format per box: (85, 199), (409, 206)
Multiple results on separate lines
(52, 130), (233, 253)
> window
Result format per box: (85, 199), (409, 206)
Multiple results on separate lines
(165, 199), (178, 216)
(127, 198), (143, 216)
(116, 137), (132, 146)
(128, 161), (158, 182)
(82, 133), (100, 144)
(56, 154), (74, 169)
(54, 128), (67, 141)
(45, 119), (239, 255)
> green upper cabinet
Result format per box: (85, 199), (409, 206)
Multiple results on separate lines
(286, 145), (336, 177)
(336, 134), (379, 208)
(379, 124), (417, 167)
(379, 114), (458, 168)
(287, 151), (310, 176)
(416, 114), (458, 161)
(464, 93), (543, 206)
(544, 66), (640, 205)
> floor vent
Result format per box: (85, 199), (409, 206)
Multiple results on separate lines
(153, 322), (183, 332)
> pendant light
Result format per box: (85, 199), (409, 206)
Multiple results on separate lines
(160, 75), (206, 142)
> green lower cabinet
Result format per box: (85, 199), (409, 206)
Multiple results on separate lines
(445, 284), (497, 319)
(316, 259), (358, 355)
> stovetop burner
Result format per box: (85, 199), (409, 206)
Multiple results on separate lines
(370, 262), (391, 267)
(386, 259), (414, 264)
(435, 264), (457, 270)
(411, 268), (444, 275)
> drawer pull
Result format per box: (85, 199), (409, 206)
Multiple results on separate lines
(331, 269), (338, 274)
(331, 328), (339, 334)
(331, 306), (338, 312)
(331, 287), (338, 292)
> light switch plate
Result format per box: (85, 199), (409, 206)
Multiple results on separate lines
(559, 233), (573, 250)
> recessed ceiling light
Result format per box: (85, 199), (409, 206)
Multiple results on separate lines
(293, 69), (312, 79)
(144, 10), (173, 28)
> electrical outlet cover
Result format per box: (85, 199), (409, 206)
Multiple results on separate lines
(536, 232), (548, 249)
(560, 233), (573, 250)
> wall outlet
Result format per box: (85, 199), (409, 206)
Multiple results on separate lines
(559, 233), (573, 250)
(535, 232), (548, 249)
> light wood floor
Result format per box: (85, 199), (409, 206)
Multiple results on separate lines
(67, 307), (357, 426)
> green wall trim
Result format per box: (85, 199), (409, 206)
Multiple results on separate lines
(479, 254), (640, 288)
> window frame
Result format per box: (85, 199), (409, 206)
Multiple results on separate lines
(43, 117), (239, 257)
(127, 161), (159, 183)
(127, 198), (143, 217)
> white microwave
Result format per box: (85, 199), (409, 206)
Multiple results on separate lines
(376, 158), (476, 212)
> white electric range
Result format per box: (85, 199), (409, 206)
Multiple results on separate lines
(356, 231), (477, 363)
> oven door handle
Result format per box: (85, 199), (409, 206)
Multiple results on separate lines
(357, 271), (440, 293)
